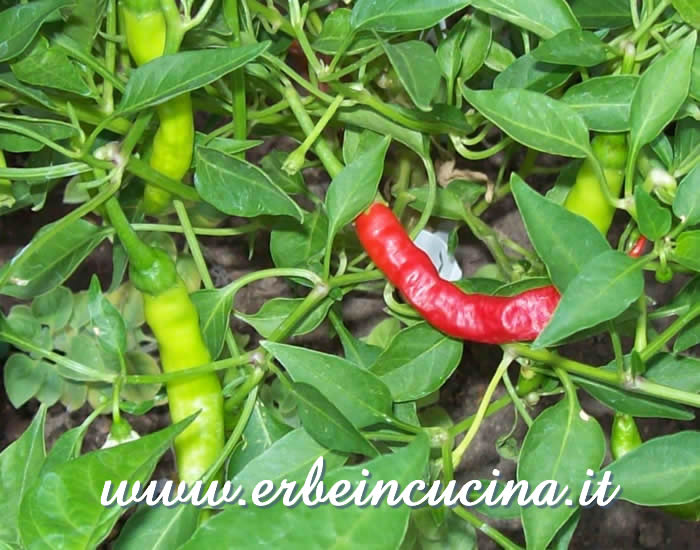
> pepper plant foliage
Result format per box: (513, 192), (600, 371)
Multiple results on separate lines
(0, 0), (699, 548)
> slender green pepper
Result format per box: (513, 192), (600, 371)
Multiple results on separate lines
(105, 198), (223, 483)
(121, 0), (194, 215)
(564, 134), (627, 234)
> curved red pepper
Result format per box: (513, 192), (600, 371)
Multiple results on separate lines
(628, 235), (647, 259)
(355, 203), (561, 344)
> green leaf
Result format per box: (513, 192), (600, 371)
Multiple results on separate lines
(602, 432), (700, 506)
(403, 183), (483, 220)
(561, 75), (638, 132)
(312, 9), (375, 55)
(261, 150), (308, 195)
(183, 435), (430, 550)
(114, 505), (199, 550)
(334, 106), (428, 157)
(11, 37), (93, 97)
(471, 0), (579, 38)
(325, 135), (390, 243)
(673, 118), (700, 176)
(570, 0), (631, 29)
(437, 17), (468, 85)
(262, 342), (393, 428)
(235, 296), (333, 338)
(672, 0), (700, 27)
(0, 118), (77, 153)
(645, 354), (700, 392)
(533, 29), (610, 66)
(0, 0), (73, 62)
(0, 72), (52, 109)
(229, 428), (347, 488)
(0, 219), (109, 299)
(191, 287), (232, 360)
(628, 33), (697, 173)
(87, 276), (126, 357)
(118, 43), (269, 113)
(270, 210), (328, 273)
(674, 318), (700, 353)
(511, 174), (609, 290)
(227, 400), (292, 478)
(342, 128), (385, 165)
(294, 382), (378, 456)
(3, 353), (44, 408)
(460, 11), (492, 81)
(518, 397), (605, 550)
(194, 134), (262, 156)
(18, 418), (192, 550)
(370, 323), (463, 401)
(573, 372), (694, 420)
(331, 313), (382, 369)
(385, 44), (443, 110)
(350, 0), (471, 32)
(195, 146), (302, 220)
(484, 40), (516, 72)
(635, 186), (672, 240)
(493, 52), (572, 93)
(534, 250), (645, 347)
(463, 88), (592, 158)
(673, 163), (700, 224)
(0, 406), (46, 546)
(673, 230), (700, 271)
(31, 286), (72, 330)
(533, 250), (644, 347)
(691, 46), (700, 100)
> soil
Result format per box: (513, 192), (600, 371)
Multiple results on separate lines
(1, 146), (698, 549)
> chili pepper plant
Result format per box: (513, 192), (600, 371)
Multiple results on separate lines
(0, 1), (699, 549)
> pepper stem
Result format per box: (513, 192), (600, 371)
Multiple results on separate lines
(103, 195), (156, 271)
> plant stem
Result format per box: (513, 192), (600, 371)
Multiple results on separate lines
(224, 0), (248, 150)
(641, 301), (700, 361)
(507, 343), (700, 408)
(451, 353), (513, 467)
(283, 82), (344, 178)
(203, 386), (258, 485)
(449, 395), (513, 437)
(452, 508), (524, 550)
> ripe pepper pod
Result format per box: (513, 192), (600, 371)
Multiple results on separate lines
(355, 203), (560, 344)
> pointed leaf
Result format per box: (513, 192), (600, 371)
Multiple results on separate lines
(518, 398), (605, 550)
(195, 147), (302, 220)
(511, 174), (609, 290)
(534, 250), (644, 347)
(471, 0), (579, 38)
(602, 432), (700, 506)
(0, 406), (46, 545)
(183, 435), (430, 550)
(262, 341), (393, 428)
(463, 87), (592, 158)
(0, 0), (74, 62)
(383, 40), (441, 111)
(294, 383), (378, 456)
(118, 43), (269, 113)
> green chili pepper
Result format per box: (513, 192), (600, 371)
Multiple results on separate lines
(121, 0), (194, 215)
(121, 0), (166, 65)
(610, 412), (642, 460)
(105, 198), (224, 483)
(564, 134), (627, 234)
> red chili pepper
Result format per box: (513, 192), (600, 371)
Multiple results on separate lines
(627, 235), (647, 258)
(355, 203), (561, 344)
